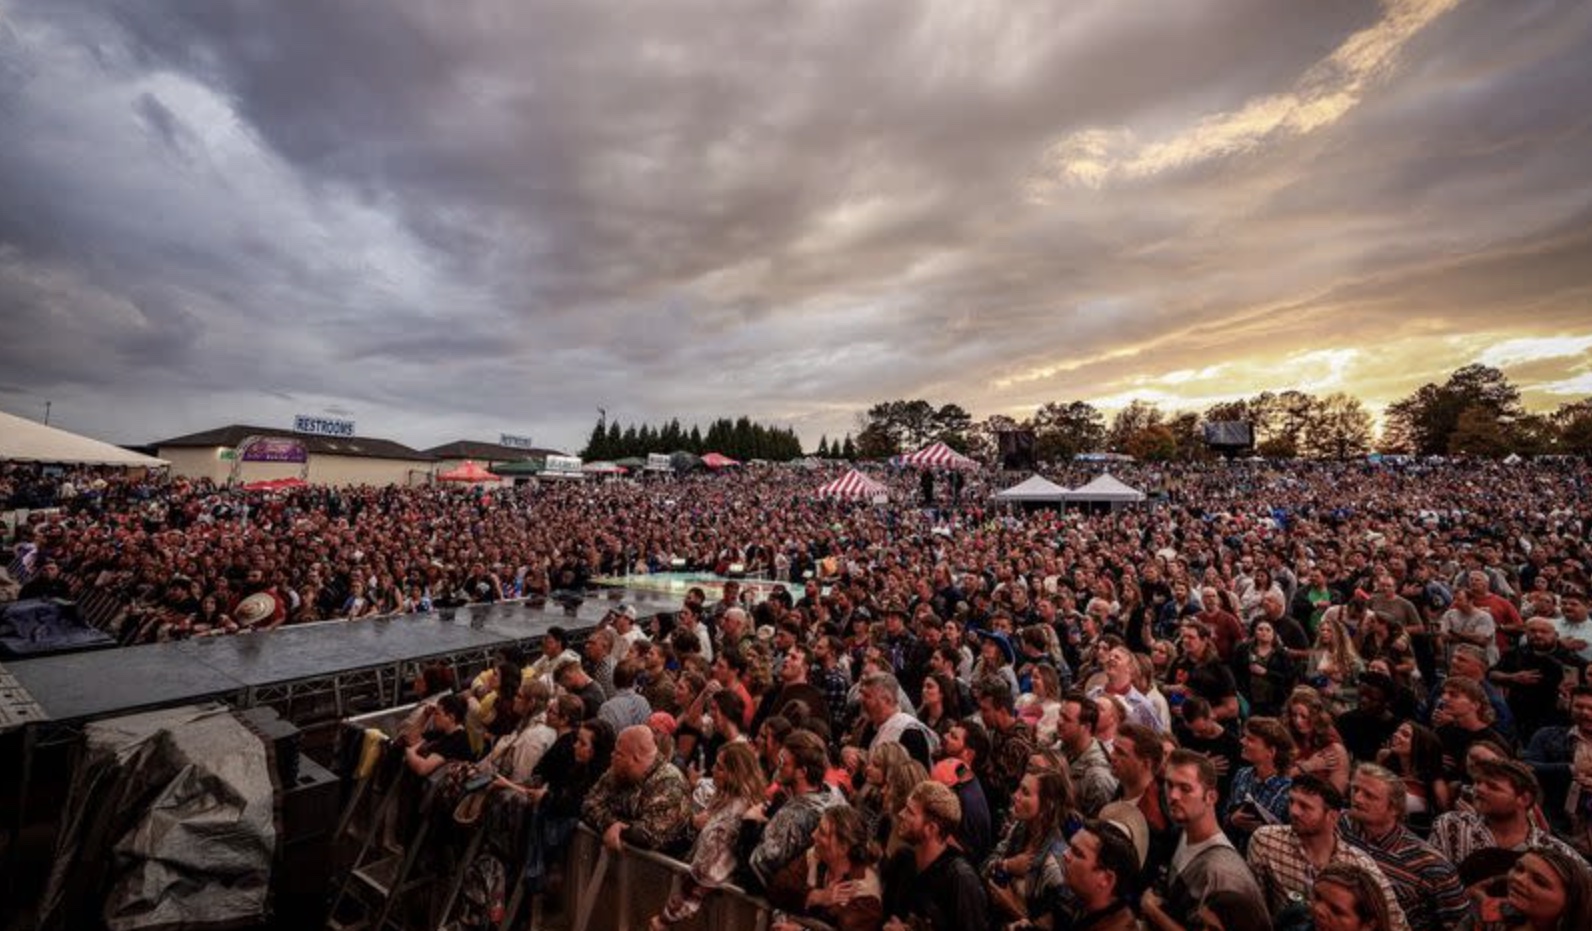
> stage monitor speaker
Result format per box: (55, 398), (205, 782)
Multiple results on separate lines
(998, 430), (1037, 471)
(237, 706), (301, 786)
(281, 754), (340, 843)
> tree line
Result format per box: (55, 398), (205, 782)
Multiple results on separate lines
(581, 366), (1590, 464)
(581, 415), (805, 462)
(847, 365), (1592, 463)
(1383, 363), (1592, 457)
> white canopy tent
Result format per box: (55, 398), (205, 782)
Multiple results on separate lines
(992, 474), (1071, 503)
(1062, 472), (1146, 509)
(0, 410), (168, 467)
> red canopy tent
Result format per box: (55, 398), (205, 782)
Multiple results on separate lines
(899, 441), (978, 470)
(701, 452), (742, 469)
(816, 469), (889, 500)
(241, 477), (308, 492)
(437, 460), (497, 483)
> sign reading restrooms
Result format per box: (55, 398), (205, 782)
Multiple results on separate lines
(294, 415), (356, 438)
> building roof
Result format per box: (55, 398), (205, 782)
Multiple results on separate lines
(424, 440), (566, 461)
(152, 425), (435, 461)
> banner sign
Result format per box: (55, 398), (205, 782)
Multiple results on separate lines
(545, 454), (583, 474)
(646, 453), (674, 471)
(500, 433), (537, 450)
(294, 415), (356, 438)
(239, 436), (309, 463)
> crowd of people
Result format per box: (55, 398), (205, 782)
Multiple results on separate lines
(6, 455), (1592, 931)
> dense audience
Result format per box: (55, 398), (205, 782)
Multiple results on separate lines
(6, 454), (1592, 931)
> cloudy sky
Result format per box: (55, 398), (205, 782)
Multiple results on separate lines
(2, 0), (1590, 453)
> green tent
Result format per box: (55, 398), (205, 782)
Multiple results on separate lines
(488, 459), (545, 476)
(669, 450), (704, 472)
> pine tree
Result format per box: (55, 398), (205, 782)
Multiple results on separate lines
(841, 434), (856, 459)
(583, 415), (608, 459)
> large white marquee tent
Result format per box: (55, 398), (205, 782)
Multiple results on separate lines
(0, 410), (168, 468)
(992, 474), (1070, 503)
(1062, 472), (1146, 509)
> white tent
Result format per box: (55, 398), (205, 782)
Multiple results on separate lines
(0, 410), (168, 467)
(992, 474), (1070, 503)
(1062, 471), (1145, 506)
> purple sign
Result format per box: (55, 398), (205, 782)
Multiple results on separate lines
(238, 437), (308, 463)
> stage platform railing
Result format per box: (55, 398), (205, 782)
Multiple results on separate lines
(0, 586), (684, 899)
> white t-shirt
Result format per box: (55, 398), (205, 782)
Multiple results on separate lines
(1555, 617), (1592, 663)
(1440, 606), (1498, 665)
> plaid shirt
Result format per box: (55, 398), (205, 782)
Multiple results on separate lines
(1341, 818), (1469, 931)
(817, 665), (850, 731)
(1224, 767), (1292, 826)
(1247, 826), (1412, 931)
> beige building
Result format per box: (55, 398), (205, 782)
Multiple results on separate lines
(153, 424), (436, 487)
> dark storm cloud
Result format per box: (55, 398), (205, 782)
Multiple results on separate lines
(1, 0), (1589, 448)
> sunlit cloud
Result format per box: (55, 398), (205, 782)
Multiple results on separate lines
(1478, 334), (1592, 368)
(1078, 350), (1361, 415)
(1539, 372), (1592, 396)
(1030, 0), (1463, 195)
(1159, 364), (1232, 386)
(1289, 348), (1361, 392)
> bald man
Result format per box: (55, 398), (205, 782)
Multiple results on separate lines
(582, 725), (691, 853)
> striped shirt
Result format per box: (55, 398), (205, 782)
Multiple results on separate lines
(1428, 810), (1589, 870)
(1340, 818), (1469, 931)
(1247, 825), (1412, 931)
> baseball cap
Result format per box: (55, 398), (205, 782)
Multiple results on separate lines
(931, 758), (972, 787)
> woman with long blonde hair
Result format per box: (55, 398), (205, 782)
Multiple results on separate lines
(1308, 614), (1365, 713)
(859, 742), (926, 857)
(650, 741), (767, 928)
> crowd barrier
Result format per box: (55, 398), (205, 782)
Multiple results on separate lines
(327, 708), (826, 931)
(564, 824), (829, 931)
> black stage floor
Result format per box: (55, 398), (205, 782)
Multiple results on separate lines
(0, 588), (681, 727)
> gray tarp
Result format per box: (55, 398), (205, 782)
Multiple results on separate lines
(39, 703), (278, 931)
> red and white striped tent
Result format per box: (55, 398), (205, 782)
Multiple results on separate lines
(899, 441), (978, 470)
(816, 469), (889, 500)
(701, 452), (742, 469)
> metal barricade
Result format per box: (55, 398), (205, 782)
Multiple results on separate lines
(564, 824), (829, 931)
